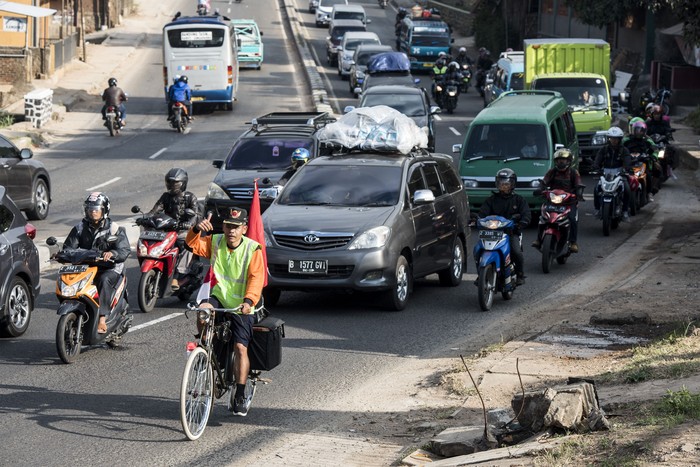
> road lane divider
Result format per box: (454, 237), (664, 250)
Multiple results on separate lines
(149, 147), (168, 159)
(86, 177), (121, 191)
(449, 127), (461, 136)
(129, 313), (183, 332)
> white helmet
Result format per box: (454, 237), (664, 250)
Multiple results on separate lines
(606, 126), (624, 138)
(459, 47), (466, 54)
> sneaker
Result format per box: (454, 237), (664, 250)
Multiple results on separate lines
(569, 242), (579, 253)
(531, 239), (541, 248)
(232, 394), (251, 417)
(515, 274), (525, 286)
(622, 211), (631, 222)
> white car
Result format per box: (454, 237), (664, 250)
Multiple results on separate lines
(315, 0), (347, 27)
(336, 31), (380, 78)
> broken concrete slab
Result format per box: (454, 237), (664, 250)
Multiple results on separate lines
(429, 426), (485, 458)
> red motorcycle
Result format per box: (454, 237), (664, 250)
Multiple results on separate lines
(131, 206), (204, 312)
(533, 188), (580, 273)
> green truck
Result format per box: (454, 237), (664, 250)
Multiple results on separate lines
(524, 38), (611, 172)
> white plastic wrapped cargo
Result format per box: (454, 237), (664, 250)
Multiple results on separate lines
(317, 105), (428, 154)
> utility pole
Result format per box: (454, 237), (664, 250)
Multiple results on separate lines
(80, 0), (87, 62)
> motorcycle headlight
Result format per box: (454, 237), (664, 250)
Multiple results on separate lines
(436, 85), (443, 92)
(197, 310), (212, 323)
(658, 149), (665, 159)
(149, 243), (167, 257)
(448, 90), (457, 96)
(60, 277), (89, 297)
(348, 226), (390, 250)
(549, 192), (566, 204)
(206, 183), (228, 200)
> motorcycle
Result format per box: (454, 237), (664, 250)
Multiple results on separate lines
(443, 79), (460, 114)
(474, 68), (489, 97)
(378, 0), (388, 8)
(169, 102), (190, 133)
(630, 153), (650, 211)
(104, 105), (123, 137)
(132, 206), (205, 313)
(46, 237), (132, 364)
(650, 129), (678, 183)
(637, 87), (672, 118)
(595, 168), (627, 236)
(433, 77), (446, 109)
(473, 215), (519, 311)
(458, 63), (472, 93)
(533, 188), (579, 273)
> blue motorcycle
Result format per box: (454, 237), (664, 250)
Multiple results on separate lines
(473, 215), (519, 311)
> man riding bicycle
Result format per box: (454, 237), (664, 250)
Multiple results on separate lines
(186, 208), (265, 416)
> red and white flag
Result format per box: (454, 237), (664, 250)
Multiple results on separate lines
(196, 265), (217, 304)
(247, 178), (268, 287)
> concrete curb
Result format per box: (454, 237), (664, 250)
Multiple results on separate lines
(281, 0), (334, 116)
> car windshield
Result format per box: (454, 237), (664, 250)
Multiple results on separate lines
(534, 77), (608, 109)
(321, 0), (347, 6)
(356, 51), (381, 66)
(166, 28), (225, 48)
(361, 93), (426, 117)
(464, 124), (549, 160)
(509, 73), (524, 90)
(225, 139), (313, 170)
(332, 26), (365, 43)
(334, 12), (364, 22)
(278, 165), (402, 207)
(345, 38), (379, 52)
(411, 34), (450, 47)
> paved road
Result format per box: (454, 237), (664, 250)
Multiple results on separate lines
(0, 0), (677, 464)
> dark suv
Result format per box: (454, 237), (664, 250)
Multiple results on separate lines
(0, 186), (40, 337)
(0, 133), (51, 220)
(262, 149), (470, 311)
(205, 112), (335, 231)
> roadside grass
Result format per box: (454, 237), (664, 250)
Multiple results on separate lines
(597, 322), (699, 385)
(532, 388), (700, 465)
(682, 105), (700, 133)
(0, 112), (14, 128)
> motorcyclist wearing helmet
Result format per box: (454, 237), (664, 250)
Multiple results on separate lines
(431, 57), (449, 100)
(167, 75), (193, 122)
(479, 169), (531, 285)
(645, 104), (673, 137)
(445, 61), (463, 84)
(278, 148), (311, 186)
(62, 192), (131, 333)
(623, 120), (661, 197)
(593, 126), (632, 220)
(532, 149), (584, 253)
(101, 77), (128, 126)
(456, 47), (472, 66)
(147, 168), (200, 290)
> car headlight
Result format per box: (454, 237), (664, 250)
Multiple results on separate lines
(348, 226), (391, 250)
(461, 178), (478, 188)
(591, 134), (607, 146)
(207, 182), (228, 200)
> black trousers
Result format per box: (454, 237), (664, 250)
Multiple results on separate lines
(96, 270), (122, 316)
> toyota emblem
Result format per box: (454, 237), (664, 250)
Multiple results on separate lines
(303, 234), (320, 244)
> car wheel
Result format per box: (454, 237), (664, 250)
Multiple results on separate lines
(0, 277), (32, 337)
(26, 178), (50, 220)
(438, 237), (465, 287)
(383, 255), (411, 311)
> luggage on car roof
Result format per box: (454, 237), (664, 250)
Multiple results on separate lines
(367, 52), (411, 74)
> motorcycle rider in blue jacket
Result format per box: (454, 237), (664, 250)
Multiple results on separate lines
(167, 75), (193, 121)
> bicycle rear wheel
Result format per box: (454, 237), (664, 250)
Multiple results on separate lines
(180, 346), (214, 441)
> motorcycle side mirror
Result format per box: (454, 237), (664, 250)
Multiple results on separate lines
(46, 236), (58, 246)
(131, 205), (141, 214)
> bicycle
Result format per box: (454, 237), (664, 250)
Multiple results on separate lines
(179, 302), (266, 441)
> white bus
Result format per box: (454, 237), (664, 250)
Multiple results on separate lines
(162, 15), (239, 110)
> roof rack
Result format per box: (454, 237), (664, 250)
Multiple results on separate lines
(248, 112), (335, 131)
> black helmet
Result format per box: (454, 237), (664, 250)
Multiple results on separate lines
(179, 75), (188, 84)
(553, 148), (572, 171)
(84, 192), (110, 222)
(165, 167), (188, 195)
(108, 77), (118, 87)
(495, 168), (516, 194)
(448, 61), (459, 72)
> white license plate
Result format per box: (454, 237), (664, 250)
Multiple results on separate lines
(191, 96), (205, 102)
(140, 230), (166, 241)
(288, 259), (328, 274)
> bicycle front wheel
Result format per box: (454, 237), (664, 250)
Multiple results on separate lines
(180, 346), (214, 441)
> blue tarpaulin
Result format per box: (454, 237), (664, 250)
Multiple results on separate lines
(367, 52), (411, 73)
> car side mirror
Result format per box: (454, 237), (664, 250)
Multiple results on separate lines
(413, 189), (435, 205)
(366, 18), (372, 24)
(353, 87), (362, 95)
(260, 187), (280, 200)
(260, 31), (263, 36)
(212, 160), (224, 169)
(19, 148), (33, 159)
(337, 46), (343, 51)
(452, 143), (462, 154)
(343, 106), (356, 114)
(131, 205), (141, 214)
(237, 38), (241, 48)
(554, 143), (564, 151)
(429, 105), (441, 115)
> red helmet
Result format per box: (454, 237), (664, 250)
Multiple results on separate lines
(631, 120), (647, 138)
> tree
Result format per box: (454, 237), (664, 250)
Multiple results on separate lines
(565, 0), (700, 45)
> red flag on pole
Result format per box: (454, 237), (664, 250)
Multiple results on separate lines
(196, 265), (217, 304)
(247, 178), (268, 287)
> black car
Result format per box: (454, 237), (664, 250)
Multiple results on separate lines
(347, 85), (440, 152)
(0, 186), (40, 337)
(262, 149), (471, 311)
(204, 112), (335, 231)
(0, 133), (51, 220)
(348, 44), (393, 97)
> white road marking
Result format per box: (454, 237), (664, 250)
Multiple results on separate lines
(129, 313), (183, 332)
(434, 114), (442, 121)
(449, 127), (461, 136)
(149, 147), (168, 160)
(86, 177), (121, 191)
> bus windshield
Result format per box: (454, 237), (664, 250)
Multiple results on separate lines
(411, 34), (450, 48)
(166, 28), (226, 48)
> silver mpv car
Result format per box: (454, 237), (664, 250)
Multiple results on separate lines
(262, 151), (470, 311)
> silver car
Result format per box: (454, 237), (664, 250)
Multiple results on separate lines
(262, 152), (470, 311)
(336, 31), (380, 78)
(315, 0), (347, 27)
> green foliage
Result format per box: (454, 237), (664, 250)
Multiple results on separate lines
(659, 387), (700, 418)
(682, 106), (700, 133)
(0, 112), (14, 129)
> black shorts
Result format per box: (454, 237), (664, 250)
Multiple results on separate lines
(209, 296), (254, 347)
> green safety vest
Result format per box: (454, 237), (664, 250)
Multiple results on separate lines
(433, 65), (447, 75)
(211, 235), (260, 308)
